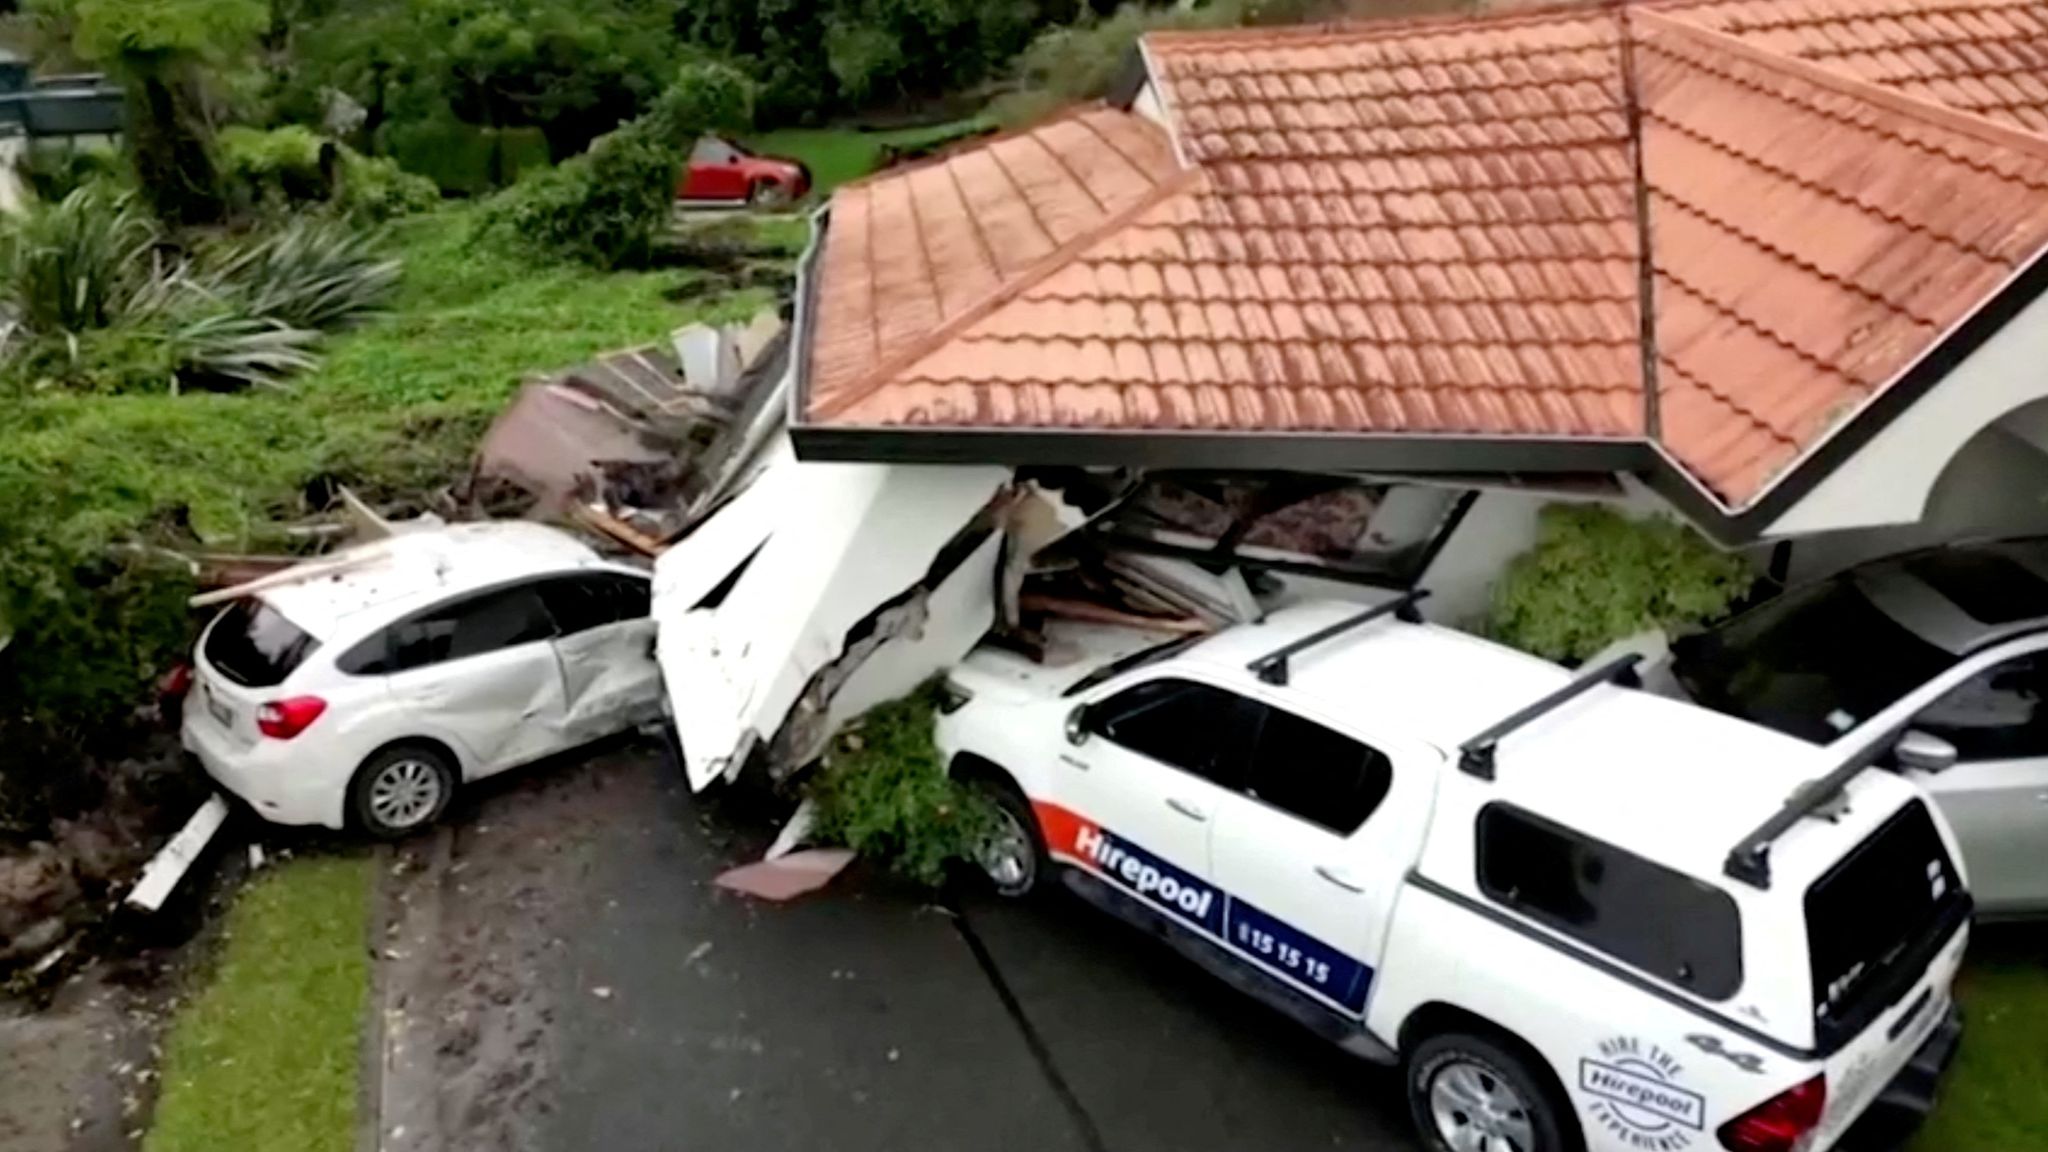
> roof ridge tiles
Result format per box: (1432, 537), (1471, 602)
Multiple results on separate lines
(1647, 189), (1947, 328)
(1638, 8), (2048, 164)
(1642, 90), (2041, 257)
(1655, 270), (1867, 388)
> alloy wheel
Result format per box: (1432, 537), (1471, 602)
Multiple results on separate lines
(976, 805), (1035, 891)
(369, 758), (443, 830)
(1427, 1059), (1537, 1152)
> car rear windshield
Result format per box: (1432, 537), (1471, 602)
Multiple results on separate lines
(204, 599), (319, 688)
(1806, 801), (1967, 1048)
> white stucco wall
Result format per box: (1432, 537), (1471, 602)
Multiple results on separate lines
(1778, 416), (2048, 583)
(1766, 282), (2048, 537)
(1414, 480), (1672, 627)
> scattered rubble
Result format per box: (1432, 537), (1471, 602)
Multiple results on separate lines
(472, 310), (789, 547)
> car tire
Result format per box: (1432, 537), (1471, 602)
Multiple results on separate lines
(1407, 1030), (1577, 1152)
(349, 743), (458, 840)
(966, 774), (1048, 899)
(749, 180), (790, 208)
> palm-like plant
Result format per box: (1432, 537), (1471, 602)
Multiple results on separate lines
(0, 186), (160, 337)
(199, 217), (402, 333)
(0, 187), (402, 394)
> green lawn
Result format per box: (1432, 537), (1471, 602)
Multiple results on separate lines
(144, 855), (375, 1152)
(745, 116), (992, 196)
(1915, 933), (2048, 1151)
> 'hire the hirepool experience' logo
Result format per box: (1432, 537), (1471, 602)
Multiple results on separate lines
(1579, 1037), (1705, 1151)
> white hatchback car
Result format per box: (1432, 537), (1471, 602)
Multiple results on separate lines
(182, 522), (662, 837)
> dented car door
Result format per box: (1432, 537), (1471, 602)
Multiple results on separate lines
(537, 571), (664, 746)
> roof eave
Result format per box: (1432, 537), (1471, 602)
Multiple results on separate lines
(789, 422), (1655, 475)
(1667, 236), (2048, 546)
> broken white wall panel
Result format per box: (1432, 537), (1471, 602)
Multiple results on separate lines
(656, 445), (1008, 791)
(823, 531), (1004, 733)
(652, 436), (794, 612)
(127, 795), (229, 913)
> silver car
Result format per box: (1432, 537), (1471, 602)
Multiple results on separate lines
(1673, 537), (2048, 920)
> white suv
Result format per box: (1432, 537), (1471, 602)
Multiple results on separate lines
(183, 522), (662, 837)
(936, 595), (1970, 1152)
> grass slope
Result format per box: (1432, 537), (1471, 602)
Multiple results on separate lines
(144, 855), (375, 1152)
(1914, 932), (2048, 1151)
(746, 116), (991, 196)
(1, 206), (777, 553)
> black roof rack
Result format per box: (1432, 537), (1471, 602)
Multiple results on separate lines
(1246, 589), (1429, 686)
(1723, 733), (1899, 890)
(1457, 653), (1643, 781)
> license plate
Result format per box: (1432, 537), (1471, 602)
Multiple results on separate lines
(205, 686), (235, 730)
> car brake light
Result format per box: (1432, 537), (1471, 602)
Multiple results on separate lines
(257, 696), (327, 740)
(161, 663), (194, 700)
(1718, 1074), (1827, 1152)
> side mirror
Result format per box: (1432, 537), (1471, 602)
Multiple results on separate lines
(1065, 704), (1092, 747)
(1895, 729), (1959, 774)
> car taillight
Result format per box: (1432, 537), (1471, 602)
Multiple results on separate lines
(257, 696), (327, 740)
(160, 663), (194, 700)
(1718, 1074), (1827, 1152)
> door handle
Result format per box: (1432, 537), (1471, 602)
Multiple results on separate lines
(1165, 797), (1209, 822)
(1315, 865), (1365, 894)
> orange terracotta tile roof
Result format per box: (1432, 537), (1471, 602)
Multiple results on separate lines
(798, 1), (2048, 516)
(805, 108), (1186, 417)
(1656, 0), (2048, 133)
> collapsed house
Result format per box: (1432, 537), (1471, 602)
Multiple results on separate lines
(656, 0), (2048, 789)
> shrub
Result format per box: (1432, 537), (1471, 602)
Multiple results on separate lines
(992, 0), (1327, 126)
(219, 124), (333, 209)
(332, 150), (440, 222)
(482, 61), (753, 269)
(384, 118), (551, 196)
(804, 684), (998, 886)
(1486, 504), (1756, 663)
(21, 143), (127, 204)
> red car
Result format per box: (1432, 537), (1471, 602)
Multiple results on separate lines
(676, 136), (810, 206)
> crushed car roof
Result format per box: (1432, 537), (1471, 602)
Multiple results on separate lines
(260, 522), (608, 639)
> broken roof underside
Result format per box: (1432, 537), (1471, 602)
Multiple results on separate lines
(798, 0), (2048, 517)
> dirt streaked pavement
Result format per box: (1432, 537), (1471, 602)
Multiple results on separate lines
(385, 741), (1414, 1152)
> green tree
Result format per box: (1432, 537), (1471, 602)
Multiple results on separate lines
(482, 61), (753, 268)
(34, 0), (268, 227)
(272, 0), (683, 172)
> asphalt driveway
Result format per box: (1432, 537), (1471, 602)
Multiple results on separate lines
(386, 741), (1414, 1152)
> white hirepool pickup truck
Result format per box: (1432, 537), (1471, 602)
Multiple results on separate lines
(935, 593), (1970, 1152)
